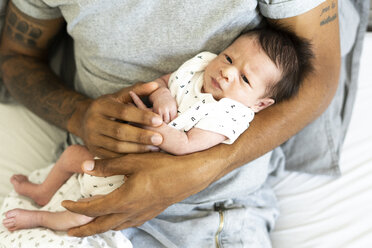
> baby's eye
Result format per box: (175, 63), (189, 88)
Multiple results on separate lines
(242, 75), (250, 85)
(225, 55), (232, 64)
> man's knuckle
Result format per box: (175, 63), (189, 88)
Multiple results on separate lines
(112, 142), (123, 152)
(111, 125), (123, 138)
(119, 107), (128, 118)
(138, 132), (150, 143)
(85, 118), (95, 131)
(90, 100), (101, 110)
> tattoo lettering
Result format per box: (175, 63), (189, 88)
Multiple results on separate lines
(320, 14), (337, 26)
(320, 6), (330, 17)
(320, 1), (337, 26)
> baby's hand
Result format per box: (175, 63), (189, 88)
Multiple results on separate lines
(151, 88), (177, 123)
(130, 88), (177, 124)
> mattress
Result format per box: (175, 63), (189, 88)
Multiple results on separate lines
(270, 33), (372, 248)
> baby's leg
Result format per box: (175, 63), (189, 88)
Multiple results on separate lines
(11, 145), (93, 206)
(2, 196), (101, 231)
(2, 208), (93, 232)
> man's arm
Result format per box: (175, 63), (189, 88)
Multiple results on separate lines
(62, 0), (340, 236)
(0, 1), (163, 158)
(216, 0), (341, 177)
(0, 1), (77, 128)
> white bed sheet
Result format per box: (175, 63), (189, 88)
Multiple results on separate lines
(270, 33), (372, 248)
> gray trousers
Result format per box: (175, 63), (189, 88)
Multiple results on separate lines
(122, 152), (279, 248)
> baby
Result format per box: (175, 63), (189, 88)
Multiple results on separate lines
(3, 25), (313, 232)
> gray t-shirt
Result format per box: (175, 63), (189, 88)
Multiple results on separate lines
(11, 0), (323, 99)
(9, 0), (362, 177)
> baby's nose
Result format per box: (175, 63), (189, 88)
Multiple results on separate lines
(220, 66), (235, 83)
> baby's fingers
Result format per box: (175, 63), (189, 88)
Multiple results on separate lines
(170, 107), (178, 122)
(162, 112), (170, 124)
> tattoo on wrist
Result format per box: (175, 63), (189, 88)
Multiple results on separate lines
(320, 1), (337, 26)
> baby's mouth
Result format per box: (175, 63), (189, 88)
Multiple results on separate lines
(211, 77), (221, 90)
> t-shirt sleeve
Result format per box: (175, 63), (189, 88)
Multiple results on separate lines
(12, 0), (62, 20)
(258, 0), (325, 19)
(195, 98), (254, 144)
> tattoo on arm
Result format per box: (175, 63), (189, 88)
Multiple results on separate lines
(319, 1), (337, 26)
(0, 2), (82, 130)
(2, 56), (87, 130)
(5, 10), (43, 49)
(2, 1), (61, 54)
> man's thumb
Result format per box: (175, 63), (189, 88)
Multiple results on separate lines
(81, 157), (134, 177)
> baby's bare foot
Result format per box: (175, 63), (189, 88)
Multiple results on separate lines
(2, 209), (42, 231)
(10, 175), (50, 206)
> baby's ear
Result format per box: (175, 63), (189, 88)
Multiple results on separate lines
(251, 98), (275, 112)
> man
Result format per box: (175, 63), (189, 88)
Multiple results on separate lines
(0, 0), (359, 246)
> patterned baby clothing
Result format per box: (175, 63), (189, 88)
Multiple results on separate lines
(78, 174), (124, 198)
(0, 165), (132, 248)
(168, 52), (255, 144)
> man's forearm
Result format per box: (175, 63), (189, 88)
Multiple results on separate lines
(1, 54), (89, 132)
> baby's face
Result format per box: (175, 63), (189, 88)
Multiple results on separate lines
(203, 35), (282, 112)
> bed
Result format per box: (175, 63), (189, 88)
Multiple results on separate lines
(270, 33), (372, 248)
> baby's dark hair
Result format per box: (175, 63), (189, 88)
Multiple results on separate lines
(243, 24), (314, 103)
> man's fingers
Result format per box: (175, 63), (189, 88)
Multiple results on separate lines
(131, 81), (159, 97)
(129, 91), (148, 110)
(92, 97), (161, 127)
(114, 82), (159, 103)
(95, 136), (160, 154)
(81, 155), (139, 177)
(102, 101), (161, 127)
(67, 213), (126, 237)
(92, 146), (122, 159)
(112, 220), (141, 231)
(97, 119), (162, 146)
(62, 191), (121, 216)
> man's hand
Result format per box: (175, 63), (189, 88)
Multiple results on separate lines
(68, 82), (164, 158)
(62, 151), (217, 237)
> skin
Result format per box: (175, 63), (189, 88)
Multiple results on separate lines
(203, 35), (279, 112)
(0, 0), (340, 237)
